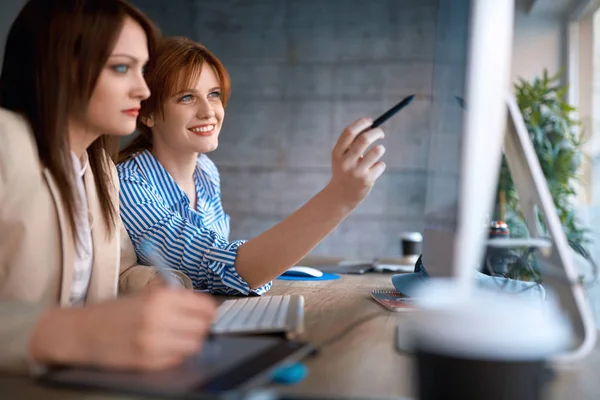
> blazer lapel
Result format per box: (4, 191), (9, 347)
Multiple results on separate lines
(42, 169), (74, 307)
(83, 166), (119, 303)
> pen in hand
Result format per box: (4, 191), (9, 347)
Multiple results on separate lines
(140, 240), (182, 288)
(360, 94), (416, 134)
(140, 239), (219, 355)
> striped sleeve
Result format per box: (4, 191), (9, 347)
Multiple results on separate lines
(118, 168), (271, 296)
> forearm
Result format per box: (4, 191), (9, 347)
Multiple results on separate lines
(235, 184), (353, 289)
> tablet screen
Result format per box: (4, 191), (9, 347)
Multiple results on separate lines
(41, 336), (313, 396)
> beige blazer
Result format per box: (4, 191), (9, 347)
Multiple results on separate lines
(0, 108), (191, 373)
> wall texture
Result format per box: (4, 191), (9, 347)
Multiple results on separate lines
(0, 0), (25, 72)
(130, 0), (469, 258)
(0, 0), (564, 259)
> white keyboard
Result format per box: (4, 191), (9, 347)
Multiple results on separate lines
(212, 295), (304, 339)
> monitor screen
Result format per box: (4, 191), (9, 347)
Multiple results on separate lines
(424, 0), (470, 231)
(422, 0), (514, 283)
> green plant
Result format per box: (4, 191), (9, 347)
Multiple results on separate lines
(497, 69), (591, 251)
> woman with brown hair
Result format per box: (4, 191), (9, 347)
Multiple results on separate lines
(118, 37), (386, 295)
(0, 0), (215, 373)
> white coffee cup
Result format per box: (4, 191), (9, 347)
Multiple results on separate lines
(406, 279), (572, 400)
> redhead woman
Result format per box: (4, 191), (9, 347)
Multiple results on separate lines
(118, 37), (386, 295)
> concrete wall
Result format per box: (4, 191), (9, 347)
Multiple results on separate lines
(0, 0), (25, 72)
(0, 0), (573, 259)
(130, 0), (474, 259)
(132, 0), (570, 259)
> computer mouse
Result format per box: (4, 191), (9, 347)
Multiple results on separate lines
(282, 266), (324, 278)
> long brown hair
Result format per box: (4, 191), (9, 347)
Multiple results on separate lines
(118, 36), (231, 162)
(0, 0), (159, 237)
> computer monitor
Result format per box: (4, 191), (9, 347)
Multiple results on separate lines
(419, 0), (596, 361)
(422, 0), (513, 292)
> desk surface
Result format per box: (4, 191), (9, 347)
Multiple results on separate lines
(2, 274), (600, 399)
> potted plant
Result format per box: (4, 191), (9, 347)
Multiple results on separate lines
(493, 69), (591, 280)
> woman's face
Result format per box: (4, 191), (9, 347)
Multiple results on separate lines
(84, 17), (151, 136)
(148, 62), (225, 155)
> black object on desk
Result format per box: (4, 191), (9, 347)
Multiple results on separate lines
(318, 259), (417, 275)
(40, 336), (315, 397)
(317, 262), (375, 275)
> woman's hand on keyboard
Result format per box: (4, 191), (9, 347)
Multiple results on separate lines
(29, 285), (217, 371)
(327, 117), (386, 208)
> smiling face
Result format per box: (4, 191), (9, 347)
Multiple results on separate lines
(146, 62), (224, 155)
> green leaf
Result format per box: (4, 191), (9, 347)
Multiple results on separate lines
(502, 69), (590, 253)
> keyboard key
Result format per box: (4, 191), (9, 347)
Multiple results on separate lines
(212, 295), (303, 336)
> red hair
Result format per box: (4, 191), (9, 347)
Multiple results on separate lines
(119, 36), (230, 162)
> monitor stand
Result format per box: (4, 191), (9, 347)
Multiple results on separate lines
(504, 94), (597, 363)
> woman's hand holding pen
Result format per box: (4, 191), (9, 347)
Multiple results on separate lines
(231, 117), (386, 289)
(29, 284), (217, 371)
(325, 117), (386, 209)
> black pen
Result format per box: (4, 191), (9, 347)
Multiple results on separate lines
(361, 94), (415, 133)
(141, 240), (219, 353)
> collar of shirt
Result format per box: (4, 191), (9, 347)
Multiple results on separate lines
(70, 151), (89, 179)
(133, 150), (217, 209)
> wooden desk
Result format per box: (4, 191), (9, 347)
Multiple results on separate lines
(270, 276), (600, 400)
(269, 275), (411, 398)
(2, 275), (600, 399)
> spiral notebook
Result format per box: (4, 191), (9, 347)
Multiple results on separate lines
(371, 289), (415, 312)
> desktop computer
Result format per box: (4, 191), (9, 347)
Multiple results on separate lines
(393, 0), (596, 364)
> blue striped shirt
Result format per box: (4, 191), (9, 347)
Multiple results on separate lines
(117, 150), (272, 295)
